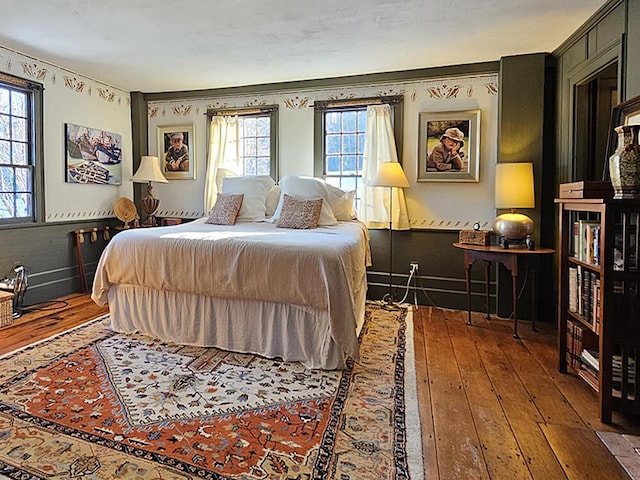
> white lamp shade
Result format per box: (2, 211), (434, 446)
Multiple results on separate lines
(370, 161), (411, 188)
(495, 162), (534, 208)
(130, 156), (169, 184)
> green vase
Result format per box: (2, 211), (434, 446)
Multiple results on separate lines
(609, 124), (640, 199)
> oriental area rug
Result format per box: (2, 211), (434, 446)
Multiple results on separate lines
(0, 303), (423, 480)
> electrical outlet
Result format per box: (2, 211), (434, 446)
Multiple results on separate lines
(409, 261), (419, 270)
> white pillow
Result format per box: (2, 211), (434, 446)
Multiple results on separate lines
(265, 185), (281, 218)
(222, 175), (275, 221)
(215, 168), (237, 192)
(272, 176), (340, 226)
(324, 183), (356, 221)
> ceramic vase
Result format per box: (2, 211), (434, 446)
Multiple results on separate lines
(609, 124), (640, 199)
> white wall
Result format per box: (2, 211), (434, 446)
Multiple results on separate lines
(0, 45), (132, 222)
(148, 73), (499, 229)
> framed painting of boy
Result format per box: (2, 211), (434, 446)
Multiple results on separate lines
(157, 124), (196, 180)
(417, 109), (480, 182)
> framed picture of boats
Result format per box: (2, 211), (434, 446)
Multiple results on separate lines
(65, 123), (123, 185)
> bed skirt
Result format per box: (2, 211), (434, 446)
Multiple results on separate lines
(107, 285), (366, 370)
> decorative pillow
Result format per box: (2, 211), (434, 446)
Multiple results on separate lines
(325, 183), (357, 221)
(271, 176), (339, 226)
(265, 185), (281, 218)
(205, 193), (244, 225)
(222, 175), (275, 221)
(276, 194), (323, 229)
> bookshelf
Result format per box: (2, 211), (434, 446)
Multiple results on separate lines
(556, 196), (640, 423)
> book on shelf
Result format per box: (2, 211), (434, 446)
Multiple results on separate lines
(580, 349), (636, 383)
(573, 220), (600, 264)
(592, 277), (601, 334)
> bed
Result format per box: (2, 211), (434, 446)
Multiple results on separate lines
(91, 175), (370, 370)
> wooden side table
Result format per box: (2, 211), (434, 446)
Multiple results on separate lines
(453, 242), (555, 338)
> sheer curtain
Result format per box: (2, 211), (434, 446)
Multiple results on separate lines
(203, 115), (240, 212)
(358, 104), (410, 230)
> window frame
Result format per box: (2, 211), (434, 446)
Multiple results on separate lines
(206, 106), (279, 181)
(313, 95), (404, 185)
(0, 72), (44, 227)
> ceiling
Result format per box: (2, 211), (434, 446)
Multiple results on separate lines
(0, 0), (608, 93)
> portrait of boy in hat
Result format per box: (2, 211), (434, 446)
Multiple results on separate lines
(165, 131), (190, 172)
(426, 127), (465, 172)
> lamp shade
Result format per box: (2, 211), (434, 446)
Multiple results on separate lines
(130, 156), (169, 184)
(495, 162), (534, 208)
(370, 161), (411, 188)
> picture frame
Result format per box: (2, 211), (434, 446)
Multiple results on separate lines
(65, 123), (122, 185)
(603, 94), (640, 180)
(157, 124), (196, 180)
(417, 109), (480, 182)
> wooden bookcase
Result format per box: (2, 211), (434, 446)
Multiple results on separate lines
(556, 196), (640, 423)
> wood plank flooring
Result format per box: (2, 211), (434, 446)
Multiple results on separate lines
(1, 294), (639, 479)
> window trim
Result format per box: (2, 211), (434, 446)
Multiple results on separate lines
(206, 105), (279, 181)
(0, 72), (44, 227)
(313, 96), (404, 178)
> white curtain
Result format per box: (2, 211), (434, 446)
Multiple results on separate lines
(358, 104), (410, 230)
(204, 115), (240, 212)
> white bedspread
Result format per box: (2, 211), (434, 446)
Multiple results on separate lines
(92, 219), (370, 363)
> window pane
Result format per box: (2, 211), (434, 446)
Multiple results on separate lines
(0, 192), (15, 218)
(326, 112), (341, 133)
(342, 134), (357, 154)
(12, 142), (27, 165)
(342, 111), (357, 132)
(245, 157), (257, 175)
(0, 114), (9, 139)
(357, 133), (366, 154)
(256, 117), (270, 136)
(257, 157), (270, 175)
(357, 110), (367, 130)
(0, 140), (9, 163)
(327, 155), (341, 173)
(15, 167), (30, 191)
(0, 89), (9, 114)
(326, 134), (341, 154)
(0, 166), (13, 191)
(16, 193), (31, 217)
(242, 117), (257, 137)
(257, 137), (269, 156)
(243, 137), (256, 156)
(12, 117), (26, 141)
(343, 155), (357, 174)
(341, 177), (357, 191)
(11, 92), (27, 117)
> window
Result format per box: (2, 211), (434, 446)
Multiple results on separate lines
(314, 97), (403, 208)
(207, 106), (278, 179)
(238, 114), (273, 176)
(0, 73), (42, 225)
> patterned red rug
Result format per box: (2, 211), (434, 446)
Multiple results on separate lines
(0, 304), (422, 479)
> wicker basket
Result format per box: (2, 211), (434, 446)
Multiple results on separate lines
(0, 291), (14, 327)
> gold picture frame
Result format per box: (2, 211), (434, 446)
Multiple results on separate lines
(157, 124), (196, 180)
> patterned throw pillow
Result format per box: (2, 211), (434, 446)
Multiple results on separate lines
(205, 193), (244, 225)
(275, 194), (323, 229)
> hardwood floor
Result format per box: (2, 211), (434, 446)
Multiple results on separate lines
(1, 294), (638, 479)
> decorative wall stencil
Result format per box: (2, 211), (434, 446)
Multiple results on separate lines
(20, 62), (48, 80)
(65, 123), (123, 185)
(171, 104), (192, 116)
(283, 96), (310, 109)
(157, 124), (196, 180)
(97, 88), (117, 102)
(63, 76), (87, 92)
(417, 109), (481, 182)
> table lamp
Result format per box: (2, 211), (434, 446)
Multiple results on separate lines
(492, 162), (535, 249)
(130, 155), (168, 226)
(370, 161), (411, 309)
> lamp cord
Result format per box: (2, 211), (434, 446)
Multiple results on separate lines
(398, 263), (437, 307)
